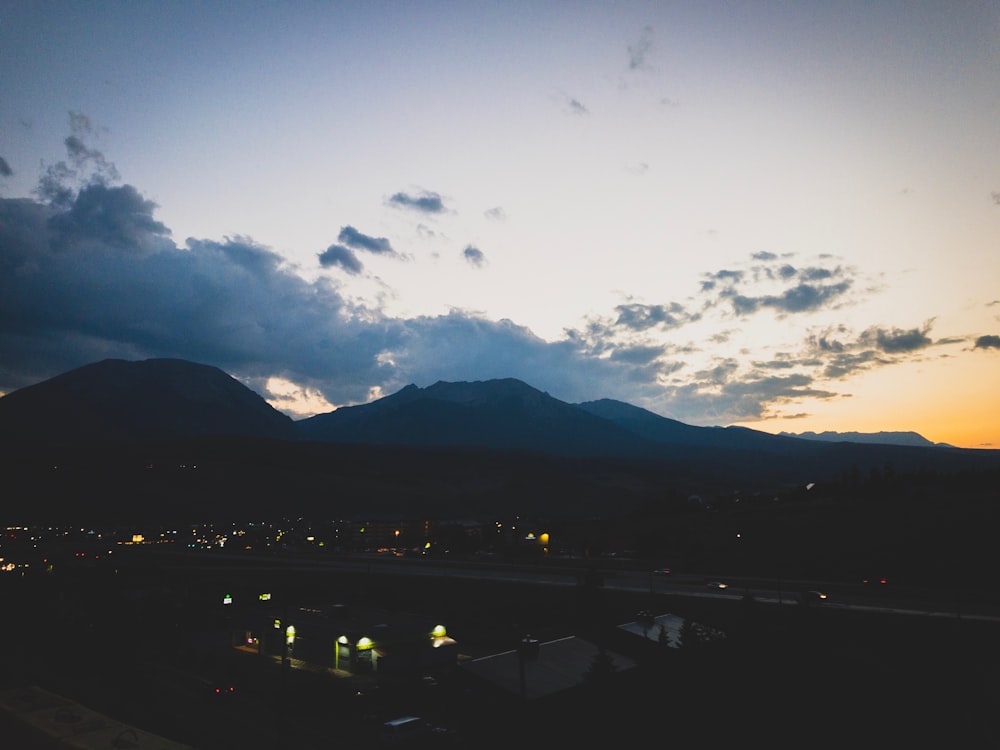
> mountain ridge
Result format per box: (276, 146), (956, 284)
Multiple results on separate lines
(2, 358), (998, 523)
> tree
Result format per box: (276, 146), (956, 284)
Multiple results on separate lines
(657, 622), (671, 648)
(677, 618), (700, 651)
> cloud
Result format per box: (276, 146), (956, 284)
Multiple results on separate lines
(0, 173), (647, 412)
(337, 226), (395, 255)
(859, 323), (934, 353)
(801, 321), (937, 380)
(974, 334), (1000, 349)
(1, 125), (990, 432)
(484, 206), (506, 221)
(730, 281), (853, 316)
(991, 191), (1000, 205)
(0, 157), (12, 177)
(35, 111), (120, 208)
(49, 183), (170, 252)
(462, 245), (486, 267)
(651, 371), (840, 424)
(628, 26), (654, 71)
(388, 190), (445, 214)
(613, 302), (693, 332)
(701, 254), (856, 317)
(552, 90), (590, 115)
(318, 244), (363, 274)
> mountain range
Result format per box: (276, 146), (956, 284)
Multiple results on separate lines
(1, 358), (997, 521)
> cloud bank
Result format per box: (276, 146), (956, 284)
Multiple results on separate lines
(1, 120), (991, 428)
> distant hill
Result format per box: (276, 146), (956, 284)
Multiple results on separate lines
(0, 358), (297, 444)
(778, 430), (949, 448)
(576, 398), (810, 452)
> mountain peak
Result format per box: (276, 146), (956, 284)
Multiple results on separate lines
(0, 357), (296, 444)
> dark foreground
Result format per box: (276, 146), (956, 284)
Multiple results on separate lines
(2, 550), (999, 749)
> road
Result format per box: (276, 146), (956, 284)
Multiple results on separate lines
(152, 548), (1000, 623)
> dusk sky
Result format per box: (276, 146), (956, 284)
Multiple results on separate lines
(1, 2), (998, 448)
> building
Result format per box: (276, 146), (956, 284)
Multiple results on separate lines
(233, 602), (458, 677)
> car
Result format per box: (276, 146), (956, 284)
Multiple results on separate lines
(652, 567), (671, 575)
(705, 580), (728, 589)
(206, 679), (237, 698)
(798, 590), (828, 603)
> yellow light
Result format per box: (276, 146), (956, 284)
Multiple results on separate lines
(337, 635), (349, 644)
(357, 636), (373, 650)
(431, 624), (447, 638)
(286, 625), (296, 645)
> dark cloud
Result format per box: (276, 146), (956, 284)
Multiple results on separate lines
(48, 183), (170, 252)
(0, 179), (647, 411)
(731, 282), (852, 316)
(1, 129), (989, 431)
(823, 350), (881, 379)
(35, 111), (120, 207)
(860, 323), (933, 353)
(777, 264), (797, 279)
(803, 321), (936, 379)
(388, 191), (445, 214)
(628, 26), (654, 70)
(337, 226), (394, 255)
(704, 254), (856, 317)
(708, 269), (743, 284)
(462, 246), (485, 267)
(800, 266), (834, 281)
(655, 371), (839, 423)
(318, 244), (363, 274)
(608, 343), (667, 365)
(484, 207), (506, 221)
(613, 302), (692, 331)
(974, 334), (1000, 349)
(0, 157), (12, 177)
(991, 191), (1000, 205)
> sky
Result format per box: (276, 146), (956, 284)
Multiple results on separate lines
(1, 1), (998, 449)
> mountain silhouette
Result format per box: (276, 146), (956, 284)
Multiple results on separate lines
(2, 359), (998, 525)
(297, 378), (659, 457)
(0, 358), (297, 444)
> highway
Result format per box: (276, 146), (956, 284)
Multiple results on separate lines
(154, 548), (1000, 623)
